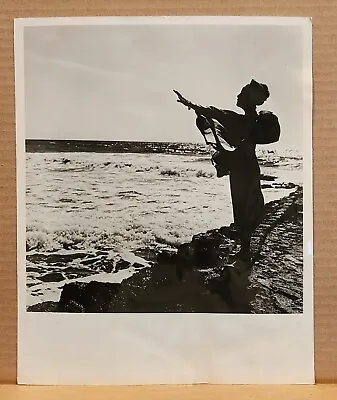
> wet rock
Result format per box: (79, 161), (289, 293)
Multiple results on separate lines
(260, 174), (277, 181)
(26, 266), (43, 273)
(273, 293), (294, 313)
(27, 301), (58, 312)
(157, 249), (177, 264)
(38, 272), (65, 282)
(176, 230), (234, 269)
(27, 252), (88, 264)
(26, 282), (38, 288)
(115, 259), (131, 272)
(103, 259), (115, 273)
(58, 281), (121, 313)
(59, 300), (85, 313)
(135, 248), (158, 263)
(133, 262), (145, 269)
(249, 187), (303, 313)
(62, 266), (94, 279)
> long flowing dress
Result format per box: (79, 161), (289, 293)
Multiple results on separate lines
(229, 140), (264, 234)
(193, 105), (281, 235)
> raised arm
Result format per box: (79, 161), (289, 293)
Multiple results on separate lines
(173, 90), (217, 118)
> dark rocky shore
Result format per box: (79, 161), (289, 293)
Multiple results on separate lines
(28, 186), (303, 314)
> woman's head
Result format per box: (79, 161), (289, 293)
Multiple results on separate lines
(236, 79), (270, 110)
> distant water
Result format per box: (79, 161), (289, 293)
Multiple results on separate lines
(26, 139), (303, 160)
(26, 140), (302, 253)
(26, 139), (207, 155)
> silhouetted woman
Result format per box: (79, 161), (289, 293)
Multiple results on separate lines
(174, 80), (280, 260)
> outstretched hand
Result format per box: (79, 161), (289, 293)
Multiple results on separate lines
(173, 90), (193, 110)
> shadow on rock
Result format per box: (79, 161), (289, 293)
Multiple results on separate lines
(206, 259), (258, 313)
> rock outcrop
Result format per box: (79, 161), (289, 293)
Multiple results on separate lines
(28, 186), (303, 314)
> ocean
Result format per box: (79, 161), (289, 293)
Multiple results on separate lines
(25, 140), (303, 307)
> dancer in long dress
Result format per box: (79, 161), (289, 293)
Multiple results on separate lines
(174, 80), (281, 260)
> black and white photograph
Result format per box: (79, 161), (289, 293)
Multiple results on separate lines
(15, 16), (313, 384)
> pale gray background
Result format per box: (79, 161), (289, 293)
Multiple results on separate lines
(24, 22), (305, 152)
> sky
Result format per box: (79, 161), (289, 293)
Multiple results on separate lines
(23, 19), (310, 151)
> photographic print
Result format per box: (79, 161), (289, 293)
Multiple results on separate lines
(15, 16), (313, 384)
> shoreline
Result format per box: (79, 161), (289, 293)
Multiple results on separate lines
(28, 185), (303, 314)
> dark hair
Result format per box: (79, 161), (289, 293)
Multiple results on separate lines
(249, 79), (270, 106)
